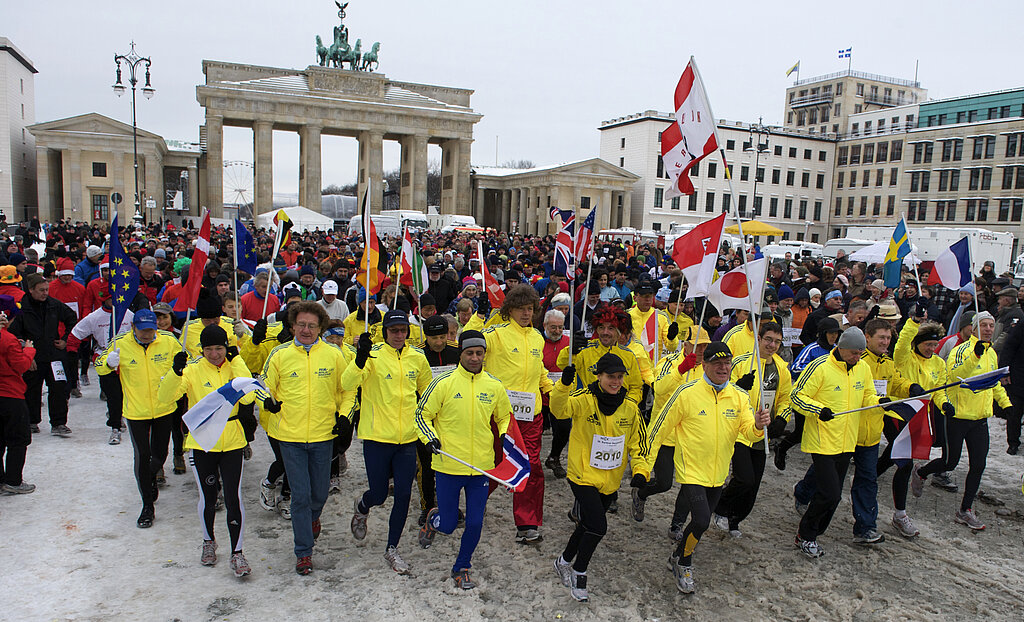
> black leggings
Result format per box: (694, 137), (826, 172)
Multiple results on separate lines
(266, 437), (290, 495)
(415, 440), (436, 511)
(330, 417), (354, 478)
(190, 448), (245, 552)
(776, 413), (805, 453)
(638, 445), (686, 524)
(715, 442), (766, 529)
(798, 452), (851, 541)
(563, 482), (616, 573)
(876, 418), (912, 511)
(919, 417), (989, 512)
(98, 373), (124, 429)
(548, 417), (572, 461)
(171, 396), (187, 457)
(0, 397), (31, 486)
(673, 484), (722, 565)
(127, 415), (173, 505)
(1006, 396), (1024, 447)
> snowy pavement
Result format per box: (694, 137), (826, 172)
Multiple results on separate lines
(3, 386), (1024, 621)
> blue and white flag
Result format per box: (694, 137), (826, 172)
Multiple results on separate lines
(182, 377), (267, 451)
(959, 366), (1010, 392)
(838, 47), (852, 59)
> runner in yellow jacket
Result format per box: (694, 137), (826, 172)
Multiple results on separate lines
(628, 280), (679, 357)
(550, 352), (648, 603)
(415, 330), (513, 591)
(642, 341), (768, 594)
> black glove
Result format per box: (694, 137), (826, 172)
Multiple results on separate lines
(252, 319), (268, 345)
(865, 304), (881, 322)
(237, 402), (257, 443)
(942, 402), (956, 417)
(226, 345), (239, 361)
(476, 291), (491, 317)
(355, 333), (373, 368)
(766, 416), (788, 438)
(908, 383), (926, 397)
(878, 397), (892, 404)
(667, 322), (679, 341)
(736, 371), (756, 391)
(427, 438), (442, 454)
(172, 351), (188, 376)
(571, 332), (588, 355)
(974, 340), (986, 358)
(818, 406), (834, 422)
(630, 473), (647, 488)
(561, 364), (576, 387)
(332, 412), (352, 437)
(263, 397), (283, 413)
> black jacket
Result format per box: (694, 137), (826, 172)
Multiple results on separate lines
(999, 320), (1024, 398)
(427, 277), (459, 315)
(423, 344), (460, 367)
(9, 295), (78, 363)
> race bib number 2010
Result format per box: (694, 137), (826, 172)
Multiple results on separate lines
(589, 434), (625, 470)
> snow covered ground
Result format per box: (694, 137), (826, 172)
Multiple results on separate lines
(3, 387), (1024, 621)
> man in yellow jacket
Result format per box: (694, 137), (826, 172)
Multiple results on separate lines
(643, 342), (769, 594)
(483, 284), (553, 544)
(415, 330), (513, 591)
(556, 306), (644, 403)
(790, 327), (880, 558)
(628, 280), (679, 358)
(550, 352), (649, 603)
(261, 301), (352, 576)
(914, 311), (1011, 531)
(94, 309), (179, 529)
(344, 309), (432, 574)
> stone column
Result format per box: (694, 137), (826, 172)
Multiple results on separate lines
(187, 165), (200, 215)
(622, 191), (632, 228)
(413, 135), (428, 212)
(144, 151), (162, 224)
(35, 147), (51, 223)
(205, 115), (224, 218)
(254, 120), (274, 216)
(66, 148), (82, 222)
(456, 138), (473, 216)
(516, 188), (527, 234)
(474, 184), (485, 226)
(440, 139), (457, 215)
(300, 124), (322, 212)
(358, 130), (384, 213)
(501, 189), (512, 232)
(601, 188), (613, 230)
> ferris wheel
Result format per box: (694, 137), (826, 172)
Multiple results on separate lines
(223, 160), (255, 218)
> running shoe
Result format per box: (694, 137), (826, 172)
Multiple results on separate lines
(451, 569), (476, 590)
(80, 373), (90, 386)
(337, 453), (349, 475)
(418, 508), (439, 548)
(630, 487), (646, 522)
(230, 551), (251, 577)
(852, 530), (885, 544)
(711, 513), (730, 533)
(173, 454), (186, 475)
(668, 524), (684, 542)
(773, 445), (788, 471)
(569, 570), (589, 602)
(667, 551), (680, 572)
(295, 556), (313, 575)
(108, 429), (121, 445)
(1008, 443), (1020, 456)
(329, 476), (341, 495)
(954, 508), (985, 530)
(259, 479), (277, 511)
(277, 495), (291, 520)
(607, 499), (618, 514)
(931, 472), (958, 492)
(1, 482), (36, 495)
(51, 425), (72, 437)
(155, 468), (166, 485)
(70, 387), (82, 398)
(673, 563), (695, 594)
(545, 455), (567, 479)
(795, 535), (824, 558)
(892, 513), (919, 538)
(201, 540), (217, 566)
(553, 556), (572, 587)
(312, 519), (322, 541)
(515, 528), (541, 544)
(30, 424), (39, 434)
(351, 498), (368, 540)
(910, 465), (925, 498)
(384, 546), (410, 575)
(137, 505), (154, 529)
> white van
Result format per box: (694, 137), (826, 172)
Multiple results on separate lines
(347, 213), (403, 238)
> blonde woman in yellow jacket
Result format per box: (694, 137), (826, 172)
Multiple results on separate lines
(158, 324), (255, 578)
(414, 330), (513, 591)
(482, 285), (553, 544)
(550, 352), (648, 603)
(344, 309), (432, 575)
(642, 342), (767, 594)
(94, 310), (179, 529)
(915, 312), (1011, 530)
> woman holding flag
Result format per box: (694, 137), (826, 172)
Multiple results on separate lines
(157, 325), (257, 578)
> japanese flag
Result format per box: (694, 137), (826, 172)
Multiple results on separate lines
(707, 258), (767, 314)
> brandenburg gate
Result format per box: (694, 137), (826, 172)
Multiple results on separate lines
(196, 61), (481, 217)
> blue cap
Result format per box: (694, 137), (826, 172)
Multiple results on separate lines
(133, 309), (158, 330)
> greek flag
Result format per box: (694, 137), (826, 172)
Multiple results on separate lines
(182, 377), (267, 451)
(838, 48), (852, 59)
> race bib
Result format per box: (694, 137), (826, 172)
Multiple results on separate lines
(589, 434), (625, 470)
(51, 361), (67, 382)
(65, 301), (79, 318)
(761, 389), (777, 414)
(507, 390), (536, 422)
(431, 364), (456, 378)
(873, 379), (888, 397)
(783, 327), (801, 347)
(548, 371), (562, 385)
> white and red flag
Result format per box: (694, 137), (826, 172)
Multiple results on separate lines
(640, 311), (659, 360)
(174, 210), (211, 312)
(672, 213), (726, 297)
(662, 57), (720, 199)
(706, 258), (767, 314)
(477, 240), (505, 309)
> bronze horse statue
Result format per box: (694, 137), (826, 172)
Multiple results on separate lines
(315, 35), (329, 66)
(361, 42), (380, 72)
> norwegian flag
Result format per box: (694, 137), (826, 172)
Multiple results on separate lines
(639, 311), (659, 360)
(552, 209), (576, 277)
(662, 57), (720, 199)
(487, 418), (531, 492)
(174, 210), (211, 312)
(672, 213), (725, 297)
(575, 205), (597, 264)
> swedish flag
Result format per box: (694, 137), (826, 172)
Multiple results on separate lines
(882, 217), (911, 288)
(108, 214), (140, 330)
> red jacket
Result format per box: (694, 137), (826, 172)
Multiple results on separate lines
(49, 279), (86, 319)
(0, 283), (24, 304)
(541, 333), (569, 408)
(0, 328), (35, 398)
(82, 278), (109, 316)
(241, 290), (279, 321)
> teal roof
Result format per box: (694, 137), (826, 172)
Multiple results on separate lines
(918, 88), (1024, 128)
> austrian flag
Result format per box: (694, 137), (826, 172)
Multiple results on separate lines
(662, 57), (720, 199)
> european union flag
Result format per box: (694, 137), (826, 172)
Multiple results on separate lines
(234, 219), (257, 276)
(108, 214), (140, 331)
(882, 217), (911, 288)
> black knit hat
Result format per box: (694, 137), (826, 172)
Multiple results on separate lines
(423, 315), (448, 336)
(200, 324), (229, 349)
(196, 289), (223, 319)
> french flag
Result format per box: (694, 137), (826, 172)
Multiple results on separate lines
(488, 418), (531, 492)
(889, 399), (932, 466)
(182, 377), (266, 451)
(927, 236), (971, 290)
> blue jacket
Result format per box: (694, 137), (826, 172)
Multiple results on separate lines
(73, 258), (100, 286)
(790, 342), (830, 381)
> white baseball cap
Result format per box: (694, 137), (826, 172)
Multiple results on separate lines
(322, 280), (339, 295)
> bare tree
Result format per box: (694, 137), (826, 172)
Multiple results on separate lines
(322, 183), (356, 195)
(501, 159), (535, 169)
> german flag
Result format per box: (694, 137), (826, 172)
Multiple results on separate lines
(273, 209), (293, 248)
(357, 186), (388, 295)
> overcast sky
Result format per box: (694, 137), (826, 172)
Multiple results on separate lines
(9, 0), (1024, 198)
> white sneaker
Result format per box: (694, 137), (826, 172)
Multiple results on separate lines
(891, 513), (919, 538)
(259, 480), (277, 511)
(108, 429), (121, 445)
(711, 512), (729, 532)
(795, 536), (824, 558)
(277, 496), (291, 520)
(384, 546), (410, 575)
(954, 508), (985, 530)
(569, 570), (589, 602)
(553, 556), (572, 587)
(673, 562), (695, 594)
(329, 476), (341, 495)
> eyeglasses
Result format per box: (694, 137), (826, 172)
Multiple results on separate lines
(294, 322), (319, 331)
(762, 337), (783, 346)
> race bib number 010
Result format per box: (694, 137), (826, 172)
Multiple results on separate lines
(431, 365), (456, 378)
(507, 390), (536, 422)
(589, 434), (625, 470)
(873, 379), (888, 397)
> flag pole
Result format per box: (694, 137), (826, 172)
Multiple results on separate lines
(900, 214), (923, 289)
(363, 182), (372, 336)
(232, 221), (241, 323)
(435, 449), (514, 491)
(262, 220), (284, 320)
(965, 234), (981, 319)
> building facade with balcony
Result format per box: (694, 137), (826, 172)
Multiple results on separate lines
(1, 38), (37, 222)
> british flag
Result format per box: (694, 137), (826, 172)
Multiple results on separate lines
(551, 207), (575, 277)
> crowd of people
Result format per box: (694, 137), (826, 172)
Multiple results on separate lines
(0, 215), (1021, 600)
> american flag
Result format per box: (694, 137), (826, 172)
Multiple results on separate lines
(575, 205), (597, 264)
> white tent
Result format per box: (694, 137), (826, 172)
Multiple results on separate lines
(848, 240), (922, 266)
(255, 206), (334, 233)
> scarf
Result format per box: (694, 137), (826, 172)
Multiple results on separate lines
(588, 381), (625, 416)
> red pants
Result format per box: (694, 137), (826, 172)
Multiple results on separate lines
(512, 414), (545, 527)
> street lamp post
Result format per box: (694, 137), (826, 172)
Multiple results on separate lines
(744, 116), (771, 240)
(113, 42), (155, 226)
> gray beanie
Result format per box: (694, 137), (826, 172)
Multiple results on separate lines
(837, 326), (866, 350)
(973, 311), (994, 329)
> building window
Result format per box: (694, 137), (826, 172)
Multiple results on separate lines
(687, 193), (697, 211)
(1002, 167), (1014, 190)
(1017, 166), (1024, 189)
(946, 200), (957, 221)
(813, 200), (822, 220)
(789, 147), (797, 158)
(92, 162), (107, 177)
(854, 104), (863, 114)
(940, 170), (951, 191)
(808, 109), (817, 125)
(801, 172), (810, 188)
(862, 170), (871, 187)
(1007, 133), (1021, 158)
(875, 168), (884, 187)
(921, 171), (931, 192)
(837, 172), (845, 188)
(816, 173), (825, 189)
(620, 137), (625, 148)
(774, 145), (783, 156)
(834, 197), (842, 216)
(850, 145), (861, 165)
(619, 157), (624, 167)
(891, 140), (903, 160)
(786, 170), (795, 186)
(887, 195), (895, 216)
(908, 201), (917, 221)
(797, 112), (806, 127)
(856, 83), (864, 96)
(858, 196), (866, 216)
(92, 194), (109, 221)
(705, 191), (715, 213)
(654, 187), (664, 207)
(708, 162), (717, 178)
(834, 103), (841, 117)
(973, 138), (984, 160)
(652, 222), (661, 231)
(787, 112), (793, 124)
(978, 199), (988, 221)
(738, 195), (747, 217)
(771, 197), (780, 217)
(877, 142), (888, 162)
(657, 157), (664, 178)
(953, 139), (963, 161)
(671, 196), (681, 210)
(798, 199), (808, 219)
(771, 169), (780, 184)
(966, 199), (976, 221)
(690, 162), (700, 176)
(852, 123), (860, 136)
(657, 132), (663, 143)
(849, 170), (857, 187)
(740, 165), (750, 181)
(803, 149), (812, 160)
(784, 198), (793, 219)
(726, 139), (736, 150)
(999, 199), (1011, 222)
(950, 170), (961, 191)
(818, 150), (827, 162)
(838, 146), (848, 166)
(756, 167), (764, 183)
(985, 136), (996, 159)
(942, 140), (953, 162)
(864, 144), (874, 164)
(873, 196), (881, 216)
(890, 167), (899, 186)
(913, 143), (924, 164)
(847, 196), (855, 216)
(935, 201), (946, 221)
(722, 193), (731, 213)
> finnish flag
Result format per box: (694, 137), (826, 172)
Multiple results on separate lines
(182, 377), (267, 451)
